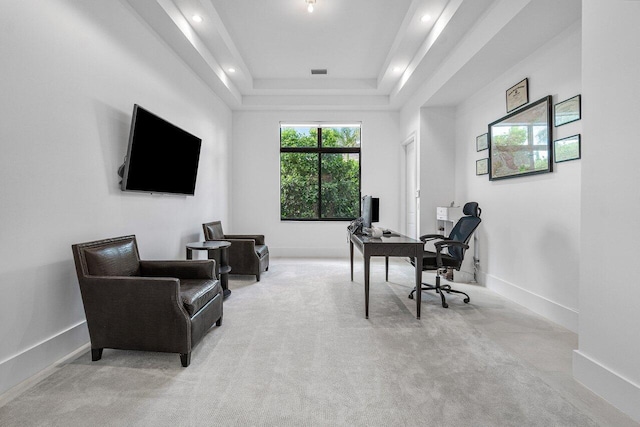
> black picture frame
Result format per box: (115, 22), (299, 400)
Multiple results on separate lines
(506, 78), (529, 113)
(554, 95), (581, 127)
(554, 134), (581, 163)
(476, 158), (489, 175)
(489, 95), (553, 180)
(476, 133), (488, 151)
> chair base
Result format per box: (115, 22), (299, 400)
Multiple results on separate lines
(408, 275), (470, 308)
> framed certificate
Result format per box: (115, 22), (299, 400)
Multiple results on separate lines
(476, 133), (488, 151)
(506, 78), (529, 113)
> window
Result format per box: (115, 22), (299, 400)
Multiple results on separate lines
(280, 123), (361, 220)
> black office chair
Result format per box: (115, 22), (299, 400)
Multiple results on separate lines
(409, 202), (482, 308)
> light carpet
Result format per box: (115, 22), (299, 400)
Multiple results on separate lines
(0, 258), (616, 426)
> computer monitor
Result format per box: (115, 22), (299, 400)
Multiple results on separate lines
(361, 195), (379, 228)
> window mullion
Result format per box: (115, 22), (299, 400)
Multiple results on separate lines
(317, 127), (322, 219)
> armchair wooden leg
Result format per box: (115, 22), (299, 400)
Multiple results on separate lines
(216, 315), (223, 327)
(256, 273), (260, 282)
(180, 352), (191, 367)
(91, 348), (103, 361)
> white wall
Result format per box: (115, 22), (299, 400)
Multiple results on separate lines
(0, 0), (232, 394)
(574, 1), (640, 422)
(419, 107), (456, 238)
(453, 23), (583, 331)
(231, 110), (401, 257)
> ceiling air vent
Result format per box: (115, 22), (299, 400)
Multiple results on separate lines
(311, 69), (328, 75)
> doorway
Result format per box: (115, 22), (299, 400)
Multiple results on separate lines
(402, 135), (418, 238)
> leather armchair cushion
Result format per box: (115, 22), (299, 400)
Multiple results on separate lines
(180, 279), (220, 316)
(204, 224), (225, 239)
(84, 240), (140, 277)
(255, 245), (269, 259)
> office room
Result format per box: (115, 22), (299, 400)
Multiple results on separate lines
(1, 0), (639, 425)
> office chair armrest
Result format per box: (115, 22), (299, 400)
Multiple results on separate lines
(434, 240), (469, 267)
(419, 234), (446, 242)
(434, 240), (469, 251)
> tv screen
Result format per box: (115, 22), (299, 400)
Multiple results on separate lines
(120, 105), (202, 195)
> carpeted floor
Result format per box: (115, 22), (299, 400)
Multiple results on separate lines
(0, 258), (636, 426)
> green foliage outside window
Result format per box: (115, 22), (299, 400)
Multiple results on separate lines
(280, 126), (360, 220)
(492, 125), (549, 173)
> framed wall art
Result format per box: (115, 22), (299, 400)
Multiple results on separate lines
(489, 95), (553, 180)
(554, 134), (581, 162)
(554, 95), (581, 127)
(506, 78), (529, 113)
(476, 133), (488, 151)
(476, 158), (489, 175)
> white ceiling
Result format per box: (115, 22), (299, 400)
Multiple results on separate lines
(124, 0), (581, 110)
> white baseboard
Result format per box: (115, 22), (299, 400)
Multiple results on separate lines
(573, 350), (640, 423)
(0, 321), (89, 398)
(272, 247), (351, 258)
(482, 271), (578, 332)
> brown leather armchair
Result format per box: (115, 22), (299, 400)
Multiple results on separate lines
(71, 235), (222, 367)
(203, 221), (269, 281)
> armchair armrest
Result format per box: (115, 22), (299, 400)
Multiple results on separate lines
(224, 234), (265, 245)
(208, 238), (260, 255)
(78, 276), (191, 353)
(140, 260), (215, 280)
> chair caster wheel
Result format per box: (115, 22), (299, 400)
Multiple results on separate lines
(463, 298), (470, 303)
(442, 303), (449, 308)
(408, 294), (414, 300)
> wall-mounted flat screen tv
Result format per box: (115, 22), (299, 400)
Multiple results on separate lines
(120, 104), (202, 195)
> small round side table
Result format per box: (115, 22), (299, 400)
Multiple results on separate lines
(186, 241), (232, 299)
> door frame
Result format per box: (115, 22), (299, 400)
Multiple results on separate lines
(400, 132), (419, 238)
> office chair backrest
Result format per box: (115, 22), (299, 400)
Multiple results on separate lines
(447, 202), (482, 261)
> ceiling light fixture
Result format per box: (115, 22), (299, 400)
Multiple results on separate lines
(227, 68), (236, 73)
(306, 0), (316, 13)
(420, 14), (432, 23)
(192, 14), (203, 23)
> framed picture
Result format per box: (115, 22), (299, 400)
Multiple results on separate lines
(554, 95), (581, 127)
(476, 158), (489, 175)
(554, 134), (581, 162)
(476, 133), (488, 151)
(489, 95), (553, 180)
(506, 78), (529, 113)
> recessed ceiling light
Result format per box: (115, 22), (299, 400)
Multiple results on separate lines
(306, 0), (316, 13)
(192, 15), (203, 23)
(420, 14), (432, 23)
(227, 68), (236, 73)
(393, 67), (403, 73)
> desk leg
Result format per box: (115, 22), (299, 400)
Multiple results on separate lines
(186, 248), (193, 260)
(415, 248), (422, 319)
(385, 256), (389, 281)
(350, 241), (354, 281)
(364, 254), (370, 319)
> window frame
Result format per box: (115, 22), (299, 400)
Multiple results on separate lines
(280, 124), (362, 221)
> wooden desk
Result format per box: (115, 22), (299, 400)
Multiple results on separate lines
(349, 231), (423, 319)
